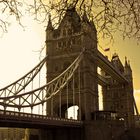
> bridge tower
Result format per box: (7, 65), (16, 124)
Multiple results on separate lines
(45, 7), (98, 121)
(102, 54), (134, 127)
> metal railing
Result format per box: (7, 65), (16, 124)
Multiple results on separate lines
(0, 110), (82, 126)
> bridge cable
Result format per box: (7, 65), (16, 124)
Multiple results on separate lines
(51, 96), (54, 116)
(46, 99), (48, 115)
(42, 103), (44, 115)
(42, 88), (44, 115)
(31, 73), (34, 91)
(66, 82), (69, 118)
(31, 86), (33, 114)
(38, 70), (41, 115)
(38, 71), (41, 114)
(59, 90), (62, 117)
(23, 81), (25, 113)
(78, 67), (81, 120)
(38, 68), (41, 115)
(73, 74), (75, 119)
(0, 52), (83, 109)
(0, 56), (47, 97)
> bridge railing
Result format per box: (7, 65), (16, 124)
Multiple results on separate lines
(0, 110), (82, 124)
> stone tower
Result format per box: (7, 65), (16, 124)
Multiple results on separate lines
(102, 54), (134, 127)
(45, 7), (98, 120)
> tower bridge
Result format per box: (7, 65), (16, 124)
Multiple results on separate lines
(0, 6), (139, 140)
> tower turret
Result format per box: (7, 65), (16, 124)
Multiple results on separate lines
(81, 12), (97, 50)
(46, 14), (53, 41)
(82, 11), (89, 23)
(111, 53), (124, 73)
(124, 57), (132, 81)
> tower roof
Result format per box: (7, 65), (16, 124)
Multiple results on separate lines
(46, 14), (53, 31)
(125, 57), (132, 72)
(49, 7), (97, 38)
(82, 10), (97, 33)
(58, 7), (81, 33)
(90, 20), (97, 32)
(111, 53), (124, 73)
(125, 56), (128, 66)
(82, 11), (89, 23)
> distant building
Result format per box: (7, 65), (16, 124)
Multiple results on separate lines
(0, 128), (25, 140)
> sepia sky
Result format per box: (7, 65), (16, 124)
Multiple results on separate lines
(0, 14), (140, 113)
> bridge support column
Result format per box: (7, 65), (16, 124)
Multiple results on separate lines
(83, 120), (125, 140)
(81, 52), (98, 120)
(39, 128), (82, 140)
(125, 83), (135, 128)
(102, 82), (134, 128)
(24, 129), (39, 140)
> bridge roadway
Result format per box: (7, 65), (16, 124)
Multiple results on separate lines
(87, 50), (129, 85)
(96, 50), (128, 83)
(0, 110), (83, 128)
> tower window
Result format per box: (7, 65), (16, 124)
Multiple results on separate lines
(63, 29), (66, 36)
(58, 42), (61, 49)
(68, 29), (72, 35)
(107, 86), (110, 90)
(63, 41), (66, 48)
(67, 40), (71, 46)
(121, 105), (123, 109)
(110, 106), (113, 110)
(72, 38), (75, 44)
(77, 37), (81, 45)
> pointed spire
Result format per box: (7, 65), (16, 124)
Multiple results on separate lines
(125, 57), (131, 69)
(128, 60), (132, 70)
(124, 57), (132, 77)
(82, 5), (89, 23)
(67, 5), (76, 12)
(125, 56), (128, 66)
(90, 19), (96, 31)
(112, 53), (118, 60)
(128, 60), (130, 65)
(83, 12), (89, 23)
(46, 14), (53, 31)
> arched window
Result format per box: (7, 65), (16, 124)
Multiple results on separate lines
(63, 29), (66, 36)
(68, 29), (72, 35)
(58, 42), (61, 49)
(63, 41), (66, 48)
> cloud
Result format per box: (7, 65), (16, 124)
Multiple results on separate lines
(134, 89), (140, 93)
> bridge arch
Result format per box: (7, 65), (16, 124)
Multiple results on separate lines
(50, 94), (84, 120)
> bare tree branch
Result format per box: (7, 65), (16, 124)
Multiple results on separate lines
(0, 0), (139, 42)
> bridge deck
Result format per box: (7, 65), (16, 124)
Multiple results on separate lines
(96, 51), (128, 83)
(0, 110), (83, 128)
